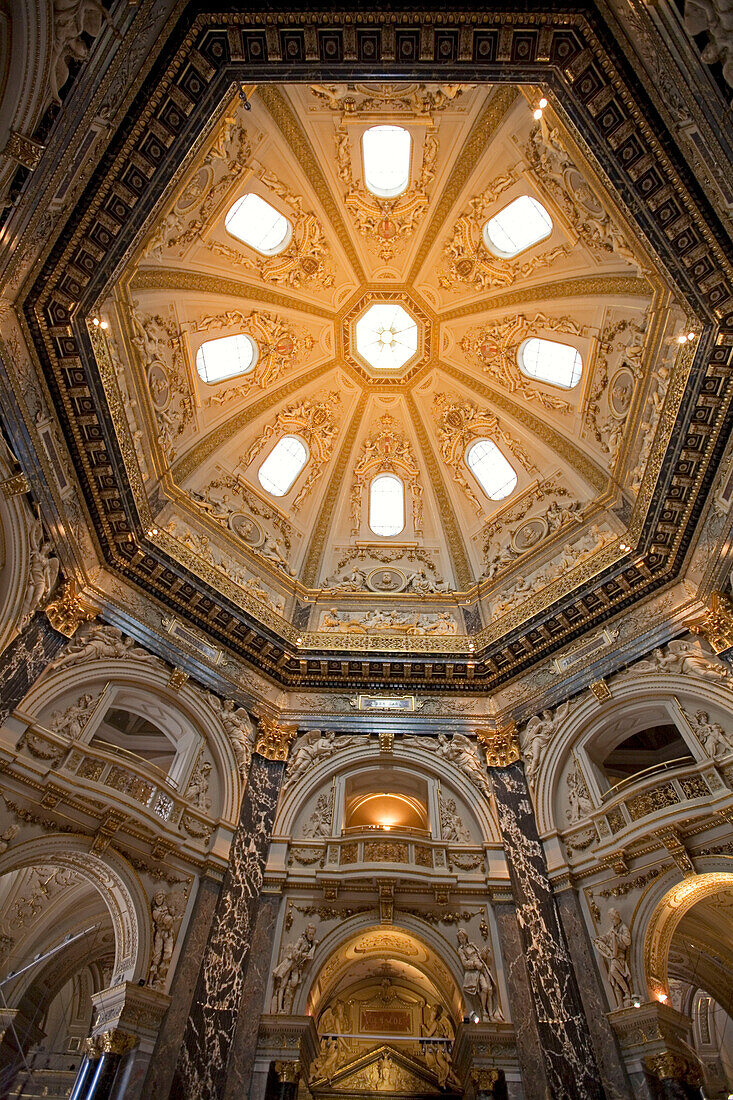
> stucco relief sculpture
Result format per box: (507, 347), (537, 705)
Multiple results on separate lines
(186, 759), (212, 813)
(19, 519), (60, 628)
(302, 791), (333, 837)
(320, 609), (457, 636)
(47, 623), (159, 670)
(456, 929), (503, 1020)
(687, 709), (733, 759)
(350, 416), (423, 538)
(51, 0), (107, 103)
(48, 692), (98, 741)
(520, 701), (572, 792)
(565, 760), (595, 823)
(194, 309), (313, 402)
(593, 908), (632, 1008)
(0, 824), (19, 854)
(439, 795), (470, 843)
(204, 695), (253, 778)
(271, 924), (318, 1013)
(423, 1004), (456, 1087)
(148, 891), (176, 990)
(682, 0), (733, 99)
(624, 638), (729, 681)
(312, 999), (350, 1079)
(284, 730), (356, 789)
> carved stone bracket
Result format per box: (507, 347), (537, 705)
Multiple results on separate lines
(89, 981), (171, 1053)
(44, 581), (97, 638)
(255, 716), (299, 761)
(477, 722), (520, 768)
(688, 590), (733, 654)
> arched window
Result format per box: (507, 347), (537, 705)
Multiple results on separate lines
(195, 334), (258, 384)
(258, 436), (308, 496)
(362, 126), (412, 198)
(483, 195), (553, 258)
(225, 193), (292, 254)
(600, 724), (695, 792)
(369, 474), (404, 536)
(518, 337), (583, 388)
(466, 440), (517, 500)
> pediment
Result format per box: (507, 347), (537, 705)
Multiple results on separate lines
(318, 1045), (442, 1096)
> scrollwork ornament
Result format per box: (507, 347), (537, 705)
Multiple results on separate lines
(477, 722), (520, 768)
(44, 581), (97, 638)
(255, 717), (298, 761)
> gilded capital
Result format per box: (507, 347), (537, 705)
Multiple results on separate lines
(471, 1067), (500, 1090)
(644, 1051), (702, 1087)
(477, 721), (520, 768)
(44, 581), (97, 638)
(688, 591), (733, 654)
(255, 716), (298, 761)
(84, 1028), (138, 1058)
(274, 1060), (300, 1083)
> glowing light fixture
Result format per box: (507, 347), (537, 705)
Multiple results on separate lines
(356, 302), (418, 371)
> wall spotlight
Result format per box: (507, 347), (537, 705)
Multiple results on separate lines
(676, 333), (688, 344)
(538, 97), (548, 108)
(92, 317), (100, 326)
(687, 331), (696, 340)
(469, 1011), (480, 1024)
(631, 994), (641, 1008)
(657, 992), (668, 1004)
(533, 108), (543, 120)
(100, 320), (109, 330)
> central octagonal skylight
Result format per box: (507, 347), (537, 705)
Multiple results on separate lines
(355, 302), (418, 371)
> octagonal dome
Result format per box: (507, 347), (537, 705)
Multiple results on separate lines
(355, 302), (419, 372)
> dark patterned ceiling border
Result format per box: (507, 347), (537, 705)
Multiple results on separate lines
(18, 4), (733, 691)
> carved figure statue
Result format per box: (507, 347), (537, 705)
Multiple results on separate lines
(207, 696), (253, 777)
(186, 759), (212, 813)
(271, 924), (318, 1013)
(456, 929), (502, 1020)
(594, 908), (632, 1008)
(48, 624), (156, 670)
(423, 1004), (455, 1087)
(51, 0), (107, 103)
(286, 730), (354, 788)
(19, 519), (59, 627)
(520, 701), (571, 792)
(261, 535), (295, 574)
(435, 733), (492, 797)
(565, 761), (594, 823)
(48, 693), (96, 740)
(313, 999), (349, 1079)
(149, 891), (175, 989)
(689, 710), (733, 759)
(0, 824), (19, 854)
(439, 796), (470, 843)
(630, 638), (728, 681)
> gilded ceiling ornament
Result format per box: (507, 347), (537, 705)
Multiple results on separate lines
(688, 591), (733, 654)
(583, 316), (648, 467)
(193, 309), (314, 404)
(525, 118), (638, 265)
(439, 176), (570, 293)
(336, 120), (438, 261)
(460, 312), (583, 413)
(480, 478), (580, 569)
(320, 608), (458, 636)
(129, 304), (193, 459)
(208, 166), (335, 289)
(432, 392), (538, 515)
(350, 415), (422, 536)
(310, 83), (470, 115)
(44, 581), (97, 638)
(255, 716), (299, 761)
(241, 391), (341, 512)
(477, 722), (520, 768)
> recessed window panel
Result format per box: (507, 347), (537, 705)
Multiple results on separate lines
(518, 337), (583, 389)
(483, 195), (553, 258)
(362, 126), (412, 198)
(369, 474), (404, 536)
(225, 193), (292, 254)
(258, 435), (308, 497)
(195, 334), (258, 384)
(466, 440), (517, 500)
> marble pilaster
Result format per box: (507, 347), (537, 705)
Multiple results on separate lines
(222, 891), (281, 1100)
(490, 762), (605, 1100)
(0, 609), (70, 724)
(142, 874), (221, 1100)
(491, 898), (550, 1100)
(554, 883), (632, 1100)
(170, 719), (296, 1100)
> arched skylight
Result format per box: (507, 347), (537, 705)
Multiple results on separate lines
(195, 334), (258, 384)
(466, 440), (517, 500)
(369, 474), (405, 536)
(258, 436), (308, 497)
(518, 337), (583, 388)
(483, 195), (553, 258)
(225, 193), (292, 254)
(362, 126), (412, 198)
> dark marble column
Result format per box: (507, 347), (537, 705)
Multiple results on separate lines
(142, 874), (220, 1100)
(490, 760), (605, 1100)
(0, 604), (77, 724)
(222, 892), (281, 1100)
(491, 897), (551, 1100)
(169, 720), (297, 1100)
(554, 884), (632, 1100)
(68, 1030), (138, 1100)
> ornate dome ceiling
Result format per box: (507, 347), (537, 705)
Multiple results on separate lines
(99, 82), (679, 647)
(22, 14), (732, 694)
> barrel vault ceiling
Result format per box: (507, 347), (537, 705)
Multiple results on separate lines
(20, 8), (733, 692)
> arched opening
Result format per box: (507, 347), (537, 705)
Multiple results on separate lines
(91, 707), (177, 775)
(258, 436), (309, 497)
(343, 769), (430, 836)
(369, 475), (404, 537)
(599, 722), (695, 794)
(362, 126), (412, 198)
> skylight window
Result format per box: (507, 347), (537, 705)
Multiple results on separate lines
(258, 436), (308, 496)
(225, 194), (292, 254)
(466, 440), (517, 500)
(369, 474), (404, 536)
(362, 126), (412, 198)
(195, 334), (258, 384)
(355, 302), (418, 371)
(483, 195), (553, 258)
(518, 337), (583, 389)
